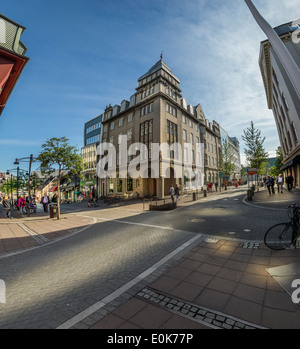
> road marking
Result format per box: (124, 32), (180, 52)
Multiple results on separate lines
(0, 216), (97, 259)
(56, 233), (203, 329)
(96, 217), (174, 230)
(17, 223), (49, 244)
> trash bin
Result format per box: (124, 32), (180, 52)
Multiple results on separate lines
(49, 203), (57, 218)
(193, 192), (196, 201)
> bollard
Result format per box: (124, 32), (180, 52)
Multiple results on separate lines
(247, 189), (252, 201)
(204, 190), (207, 197)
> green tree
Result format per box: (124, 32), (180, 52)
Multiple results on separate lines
(242, 121), (268, 171)
(270, 147), (283, 177)
(37, 137), (83, 219)
(219, 139), (236, 187)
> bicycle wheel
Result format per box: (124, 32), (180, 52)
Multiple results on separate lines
(264, 223), (294, 250)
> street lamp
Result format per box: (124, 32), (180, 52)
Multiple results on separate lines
(14, 154), (37, 199)
(5, 171), (14, 217)
(7, 168), (29, 216)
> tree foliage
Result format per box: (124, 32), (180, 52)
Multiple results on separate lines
(242, 121), (268, 171)
(219, 139), (236, 181)
(270, 147), (283, 177)
(37, 137), (83, 219)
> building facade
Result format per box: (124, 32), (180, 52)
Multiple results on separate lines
(259, 21), (300, 187)
(81, 114), (103, 197)
(98, 57), (205, 199)
(196, 104), (222, 186)
(219, 127), (241, 184)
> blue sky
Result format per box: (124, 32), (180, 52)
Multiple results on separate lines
(0, 0), (299, 172)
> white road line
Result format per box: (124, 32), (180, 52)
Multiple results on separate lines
(96, 216), (173, 230)
(56, 233), (203, 329)
(17, 223), (49, 244)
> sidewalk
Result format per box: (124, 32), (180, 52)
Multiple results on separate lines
(85, 187), (300, 330)
(0, 204), (96, 256)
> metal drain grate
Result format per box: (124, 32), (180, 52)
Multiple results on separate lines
(242, 242), (260, 249)
(136, 287), (266, 329)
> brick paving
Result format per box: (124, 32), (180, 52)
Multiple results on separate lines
(0, 185), (299, 329)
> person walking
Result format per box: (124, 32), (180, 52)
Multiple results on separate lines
(169, 185), (175, 203)
(266, 176), (275, 195)
(2, 196), (11, 218)
(41, 193), (50, 212)
(276, 174), (284, 193)
(214, 181), (218, 192)
(174, 184), (180, 202)
(18, 196), (26, 215)
(286, 173), (294, 192)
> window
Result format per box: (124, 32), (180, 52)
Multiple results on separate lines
(166, 103), (177, 117)
(128, 113), (133, 122)
(190, 133), (194, 145)
(184, 147), (188, 162)
(117, 179), (123, 192)
(110, 136), (114, 144)
(109, 179), (114, 193)
(110, 122), (115, 130)
(282, 93), (289, 111)
(166, 120), (178, 150)
(119, 118), (124, 127)
(191, 150), (195, 163)
(291, 122), (298, 143)
(127, 177), (133, 191)
(141, 103), (154, 116)
(103, 125), (108, 133)
(140, 120), (153, 159)
(182, 115), (186, 124)
(183, 129), (187, 141)
(127, 128), (133, 141)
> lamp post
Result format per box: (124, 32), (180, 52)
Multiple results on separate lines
(5, 171), (13, 217)
(7, 168), (29, 216)
(14, 154), (37, 200)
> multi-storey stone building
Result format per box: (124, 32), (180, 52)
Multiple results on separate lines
(259, 21), (300, 187)
(196, 104), (222, 186)
(99, 57), (205, 199)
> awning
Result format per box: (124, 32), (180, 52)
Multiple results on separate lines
(281, 155), (300, 171)
(49, 186), (58, 192)
(0, 56), (14, 92)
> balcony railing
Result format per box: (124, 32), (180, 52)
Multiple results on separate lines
(0, 13), (27, 56)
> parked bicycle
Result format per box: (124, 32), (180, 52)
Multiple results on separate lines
(264, 203), (300, 250)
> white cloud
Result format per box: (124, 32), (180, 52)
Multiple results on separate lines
(155, 0), (296, 165)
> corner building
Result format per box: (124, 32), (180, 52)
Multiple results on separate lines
(100, 57), (206, 199)
(259, 22), (300, 187)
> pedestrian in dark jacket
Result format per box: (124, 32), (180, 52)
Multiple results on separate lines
(2, 196), (11, 218)
(266, 176), (275, 195)
(286, 173), (294, 191)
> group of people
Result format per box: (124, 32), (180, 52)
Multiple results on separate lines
(1, 195), (37, 218)
(264, 173), (294, 195)
(1, 192), (59, 218)
(169, 184), (180, 203)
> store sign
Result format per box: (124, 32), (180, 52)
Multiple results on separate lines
(248, 168), (258, 176)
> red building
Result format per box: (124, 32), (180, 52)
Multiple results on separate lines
(0, 13), (29, 116)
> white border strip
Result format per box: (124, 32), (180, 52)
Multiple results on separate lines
(56, 233), (203, 329)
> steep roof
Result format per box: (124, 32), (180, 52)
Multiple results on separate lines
(138, 57), (180, 84)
